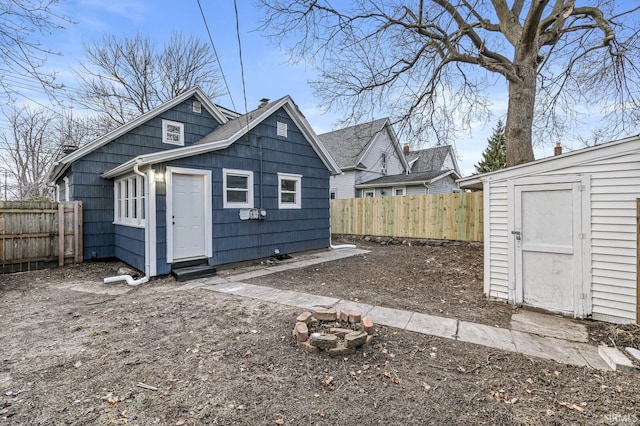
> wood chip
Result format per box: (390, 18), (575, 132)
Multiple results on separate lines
(137, 382), (158, 391)
(559, 401), (585, 412)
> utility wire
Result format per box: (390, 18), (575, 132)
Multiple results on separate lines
(233, 0), (248, 115)
(196, 0), (236, 111)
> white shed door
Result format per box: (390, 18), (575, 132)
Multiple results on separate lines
(514, 182), (583, 315)
(172, 173), (206, 260)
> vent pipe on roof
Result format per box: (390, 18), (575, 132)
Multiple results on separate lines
(258, 98), (269, 108)
(554, 141), (563, 156)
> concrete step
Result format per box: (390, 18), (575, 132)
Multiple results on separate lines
(172, 264), (217, 282)
(598, 346), (637, 373)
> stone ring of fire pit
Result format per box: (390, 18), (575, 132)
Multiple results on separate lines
(293, 309), (375, 356)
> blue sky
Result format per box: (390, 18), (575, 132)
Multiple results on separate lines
(9, 0), (591, 176)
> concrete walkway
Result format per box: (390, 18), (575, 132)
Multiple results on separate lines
(174, 247), (611, 371)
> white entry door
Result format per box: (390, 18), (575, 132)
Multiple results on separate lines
(514, 181), (584, 316)
(172, 173), (207, 260)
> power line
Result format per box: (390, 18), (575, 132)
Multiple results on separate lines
(196, 0), (237, 111)
(233, 0), (248, 114)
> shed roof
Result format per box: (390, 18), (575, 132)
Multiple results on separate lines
(458, 135), (640, 190)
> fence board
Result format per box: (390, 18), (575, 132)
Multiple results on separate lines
(331, 192), (483, 242)
(0, 201), (83, 273)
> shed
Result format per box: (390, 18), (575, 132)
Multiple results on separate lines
(458, 136), (640, 324)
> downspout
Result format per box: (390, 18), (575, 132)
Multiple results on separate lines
(104, 161), (150, 286)
(424, 182), (430, 194)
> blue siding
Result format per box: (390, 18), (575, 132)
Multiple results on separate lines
(155, 107), (331, 273)
(114, 225), (145, 271)
(63, 96), (221, 263)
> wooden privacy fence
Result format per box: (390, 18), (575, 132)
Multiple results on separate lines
(0, 201), (83, 273)
(331, 192), (483, 242)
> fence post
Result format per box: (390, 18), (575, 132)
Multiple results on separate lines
(58, 203), (64, 266)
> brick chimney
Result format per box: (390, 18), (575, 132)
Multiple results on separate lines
(554, 141), (562, 156)
(403, 144), (410, 155)
(258, 98), (269, 108)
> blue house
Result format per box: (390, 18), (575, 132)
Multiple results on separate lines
(48, 88), (341, 277)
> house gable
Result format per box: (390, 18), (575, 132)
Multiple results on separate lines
(48, 87), (228, 183)
(57, 94), (225, 264)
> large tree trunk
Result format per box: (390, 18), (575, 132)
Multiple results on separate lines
(505, 58), (537, 166)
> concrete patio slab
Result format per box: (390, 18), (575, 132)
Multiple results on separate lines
(512, 330), (589, 367)
(332, 300), (374, 318)
(208, 282), (339, 309)
(57, 281), (133, 296)
(458, 322), (517, 353)
(406, 312), (457, 339)
(366, 306), (413, 329)
(511, 310), (588, 343)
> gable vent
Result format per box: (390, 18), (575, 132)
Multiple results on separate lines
(277, 121), (288, 138)
(193, 100), (202, 113)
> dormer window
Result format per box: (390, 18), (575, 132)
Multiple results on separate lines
(162, 120), (184, 146)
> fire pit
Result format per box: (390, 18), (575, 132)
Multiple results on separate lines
(293, 309), (375, 356)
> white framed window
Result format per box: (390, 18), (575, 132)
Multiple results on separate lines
(162, 119), (184, 146)
(114, 175), (146, 227)
(330, 188), (337, 200)
(223, 169), (254, 208)
(393, 187), (406, 196)
(278, 173), (302, 209)
(277, 121), (288, 137)
(363, 190), (375, 198)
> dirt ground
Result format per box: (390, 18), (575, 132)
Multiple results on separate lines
(1, 238), (639, 425)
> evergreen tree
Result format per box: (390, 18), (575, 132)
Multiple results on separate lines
(475, 120), (507, 174)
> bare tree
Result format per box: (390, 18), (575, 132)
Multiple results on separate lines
(75, 31), (224, 129)
(0, 0), (72, 100)
(260, 0), (640, 166)
(0, 107), (57, 200)
(0, 105), (96, 200)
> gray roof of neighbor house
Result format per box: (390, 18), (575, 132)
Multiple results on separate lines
(317, 118), (391, 170)
(355, 170), (460, 188)
(406, 145), (458, 174)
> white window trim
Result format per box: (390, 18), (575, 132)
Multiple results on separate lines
(113, 174), (146, 228)
(278, 172), (302, 209)
(363, 190), (375, 198)
(223, 168), (254, 208)
(330, 188), (337, 200)
(393, 187), (406, 196)
(162, 119), (184, 146)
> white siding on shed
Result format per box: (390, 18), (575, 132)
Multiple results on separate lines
(477, 139), (640, 324)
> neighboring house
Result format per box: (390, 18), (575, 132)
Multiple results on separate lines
(459, 136), (640, 324)
(317, 118), (409, 199)
(357, 145), (461, 196)
(47, 87), (341, 278)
